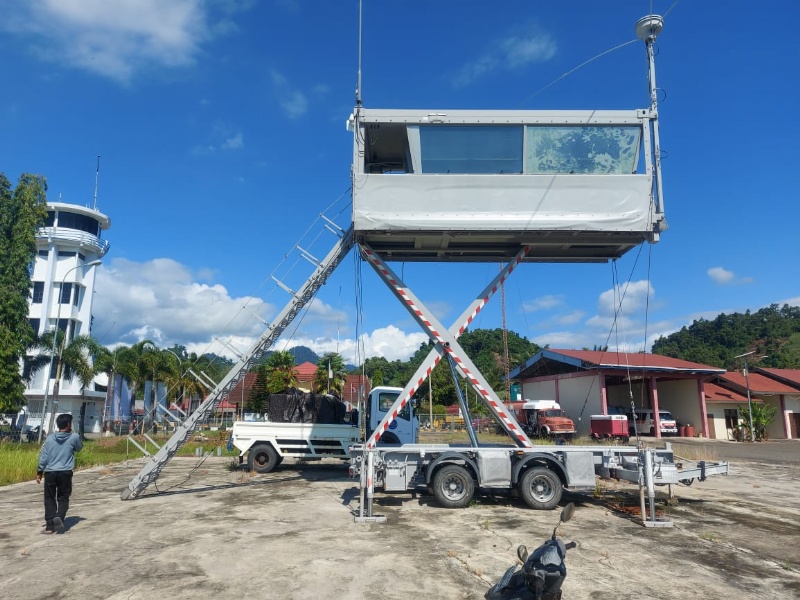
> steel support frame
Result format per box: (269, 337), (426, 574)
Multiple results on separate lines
(360, 243), (533, 451)
(354, 243), (534, 521)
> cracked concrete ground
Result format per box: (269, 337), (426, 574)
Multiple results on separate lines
(1, 444), (799, 600)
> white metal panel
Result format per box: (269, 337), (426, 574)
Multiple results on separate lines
(353, 173), (652, 233)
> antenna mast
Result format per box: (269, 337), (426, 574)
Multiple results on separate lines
(93, 155), (100, 210)
(355, 0), (363, 106)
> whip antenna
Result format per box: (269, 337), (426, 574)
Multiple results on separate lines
(355, 0), (363, 106)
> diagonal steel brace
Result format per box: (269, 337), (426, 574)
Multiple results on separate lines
(360, 244), (533, 449)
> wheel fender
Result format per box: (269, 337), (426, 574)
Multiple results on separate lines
(251, 440), (282, 457)
(426, 452), (479, 485)
(512, 454), (568, 486)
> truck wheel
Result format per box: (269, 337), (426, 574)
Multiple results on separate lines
(432, 464), (475, 509)
(249, 443), (279, 474)
(519, 466), (562, 510)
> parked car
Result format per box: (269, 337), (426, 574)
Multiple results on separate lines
(625, 408), (678, 435)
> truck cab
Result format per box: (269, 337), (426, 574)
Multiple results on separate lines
(365, 386), (418, 445)
(519, 400), (576, 438)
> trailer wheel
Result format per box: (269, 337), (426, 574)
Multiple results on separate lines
(249, 443), (279, 474)
(432, 464), (475, 509)
(519, 466), (562, 510)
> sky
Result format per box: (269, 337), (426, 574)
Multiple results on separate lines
(1, 0), (798, 366)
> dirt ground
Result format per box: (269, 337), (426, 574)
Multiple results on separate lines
(1, 443), (799, 600)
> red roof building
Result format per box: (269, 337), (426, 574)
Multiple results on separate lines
(295, 361), (318, 391)
(510, 348), (800, 440)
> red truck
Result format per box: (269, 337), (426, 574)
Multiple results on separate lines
(506, 400), (576, 439)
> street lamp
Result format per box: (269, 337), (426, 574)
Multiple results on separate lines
(733, 351), (767, 443)
(39, 259), (102, 442)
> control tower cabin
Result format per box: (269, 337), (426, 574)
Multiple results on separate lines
(349, 107), (665, 264)
(349, 16), (666, 264)
(25, 202), (110, 434)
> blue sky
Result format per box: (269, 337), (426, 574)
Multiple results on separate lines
(1, 0), (798, 365)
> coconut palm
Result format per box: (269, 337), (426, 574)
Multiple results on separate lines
(94, 344), (139, 433)
(32, 331), (102, 436)
(265, 350), (299, 393)
(136, 343), (178, 431)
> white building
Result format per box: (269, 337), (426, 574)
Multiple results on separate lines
(24, 201), (110, 435)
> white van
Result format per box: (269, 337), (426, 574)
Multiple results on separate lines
(626, 408), (678, 435)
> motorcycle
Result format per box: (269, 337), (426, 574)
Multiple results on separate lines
(485, 503), (576, 600)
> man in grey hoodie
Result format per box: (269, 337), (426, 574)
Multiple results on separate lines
(36, 413), (83, 534)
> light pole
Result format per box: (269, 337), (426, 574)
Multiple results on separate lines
(39, 260), (102, 442)
(733, 351), (766, 442)
(162, 348), (186, 421)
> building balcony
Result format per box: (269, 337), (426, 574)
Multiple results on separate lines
(37, 227), (110, 256)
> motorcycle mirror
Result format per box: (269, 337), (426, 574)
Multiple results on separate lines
(560, 502), (576, 524)
(517, 545), (528, 563)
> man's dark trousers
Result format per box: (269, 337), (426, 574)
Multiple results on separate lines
(43, 470), (73, 530)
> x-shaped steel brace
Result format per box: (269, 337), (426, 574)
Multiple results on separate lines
(360, 243), (533, 449)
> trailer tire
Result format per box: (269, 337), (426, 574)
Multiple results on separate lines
(249, 443), (280, 474)
(432, 464), (475, 509)
(519, 466), (562, 510)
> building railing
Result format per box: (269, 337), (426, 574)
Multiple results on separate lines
(37, 227), (110, 254)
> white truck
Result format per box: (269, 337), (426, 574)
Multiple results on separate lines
(230, 386), (418, 473)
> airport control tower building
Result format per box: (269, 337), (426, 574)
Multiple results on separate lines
(25, 201), (110, 435)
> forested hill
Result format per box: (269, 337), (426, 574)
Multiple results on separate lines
(651, 304), (800, 370)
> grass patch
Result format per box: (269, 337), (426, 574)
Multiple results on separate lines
(0, 434), (239, 487)
(670, 443), (720, 462)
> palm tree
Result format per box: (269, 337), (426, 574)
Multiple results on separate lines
(33, 331), (102, 436)
(313, 353), (347, 395)
(265, 350), (299, 393)
(136, 344), (177, 432)
(94, 344), (139, 433)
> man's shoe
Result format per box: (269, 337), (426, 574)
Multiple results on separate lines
(41, 527), (54, 535)
(53, 517), (65, 533)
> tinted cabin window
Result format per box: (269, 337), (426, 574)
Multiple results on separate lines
(420, 126), (523, 174)
(525, 126), (641, 174)
(57, 212), (100, 236)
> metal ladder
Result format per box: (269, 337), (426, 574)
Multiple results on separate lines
(120, 226), (354, 499)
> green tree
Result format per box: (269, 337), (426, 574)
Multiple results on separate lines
(93, 344), (139, 428)
(32, 331), (102, 435)
(738, 403), (778, 442)
(0, 173), (48, 412)
(246, 363), (270, 414)
(314, 353), (347, 394)
(264, 350), (299, 392)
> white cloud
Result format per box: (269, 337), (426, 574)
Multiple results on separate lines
(270, 69), (309, 119)
(92, 257), (428, 364)
(596, 280), (653, 317)
(707, 266), (754, 285)
(707, 266), (734, 284)
(0, 0), (248, 83)
(453, 24), (556, 87)
(523, 294), (563, 311)
(93, 257), (272, 351)
(781, 296), (800, 307)
(288, 325), (428, 364)
(221, 131), (244, 150)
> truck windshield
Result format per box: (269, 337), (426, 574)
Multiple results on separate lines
(659, 412), (675, 421)
(543, 410), (565, 417)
